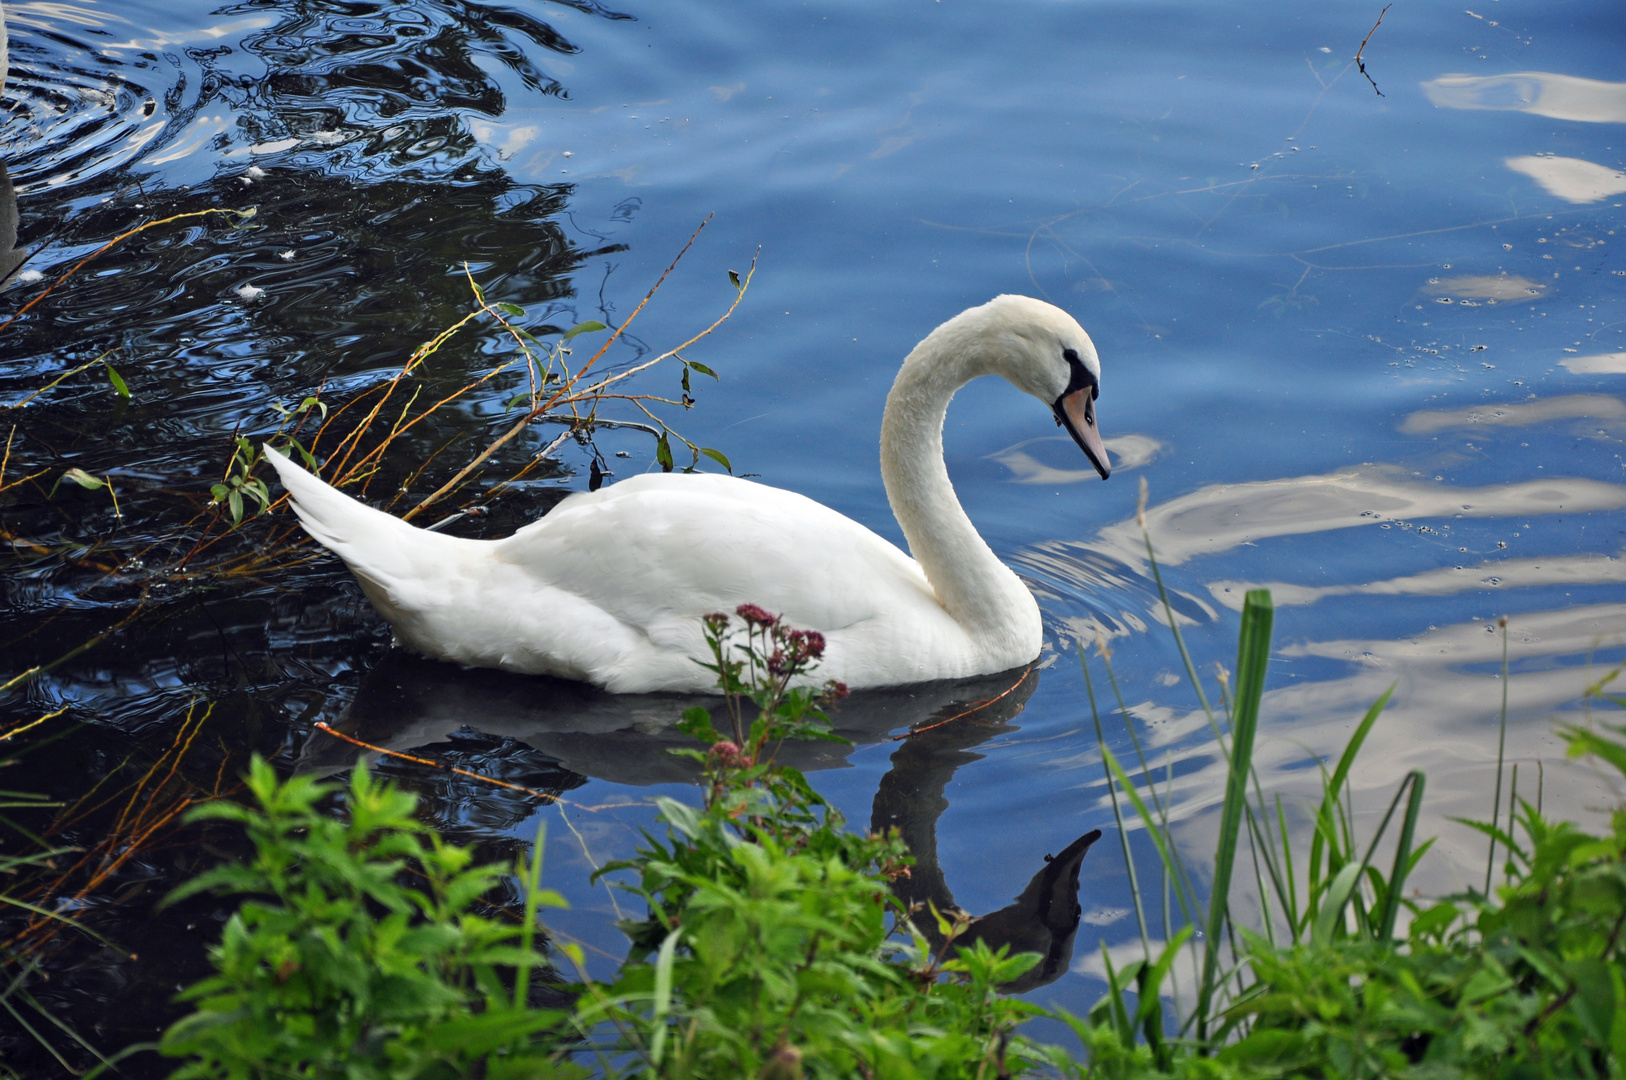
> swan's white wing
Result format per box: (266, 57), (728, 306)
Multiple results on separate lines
(500, 475), (929, 623)
(488, 474), (964, 690)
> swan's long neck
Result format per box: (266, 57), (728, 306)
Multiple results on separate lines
(880, 328), (1035, 642)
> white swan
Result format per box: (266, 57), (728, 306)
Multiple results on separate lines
(263, 294), (1110, 693)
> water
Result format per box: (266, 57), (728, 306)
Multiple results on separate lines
(2, 0), (1624, 1069)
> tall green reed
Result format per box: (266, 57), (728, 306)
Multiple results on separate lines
(1082, 486), (1433, 1049)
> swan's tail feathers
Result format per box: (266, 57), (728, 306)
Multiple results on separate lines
(262, 444), (474, 619)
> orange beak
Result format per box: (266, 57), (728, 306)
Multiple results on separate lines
(1054, 388), (1110, 480)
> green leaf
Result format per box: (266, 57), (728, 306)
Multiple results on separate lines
(655, 434), (674, 473)
(687, 361), (718, 379)
(677, 706), (721, 744)
(1313, 861), (1364, 946)
(61, 467), (106, 491)
(1562, 724), (1626, 780)
(495, 302), (526, 317)
(562, 320), (608, 341)
(1568, 957), (1618, 1046)
(1133, 925), (1193, 1035)
(104, 363), (131, 399)
(699, 447), (732, 474)
(227, 489), (243, 524)
(282, 439), (319, 470)
(650, 929), (682, 1065)
(1409, 901), (1458, 942)
(728, 269), (741, 289)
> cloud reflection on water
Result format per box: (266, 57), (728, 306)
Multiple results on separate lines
(1116, 602), (1626, 900)
(1028, 387), (1626, 903)
(1504, 155), (1626, 205)
(1399, 393), (1626, 435)
(1088, 465), (1626, 568)
(1420, 72), (1626, 124)
(1207, 551), (1626, 610)
(1562, 352), (1626, 375)
(990, 433), (1161, 485)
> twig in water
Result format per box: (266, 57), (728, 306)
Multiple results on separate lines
(313, 722), (576, 807)
(1355, 4), (1391, 97)
(883, 667), (1033, 741)
(0, 209), (256, 336)
(403, 214), (722, 520)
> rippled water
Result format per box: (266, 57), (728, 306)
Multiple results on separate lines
(2, 0), (1624, 1069)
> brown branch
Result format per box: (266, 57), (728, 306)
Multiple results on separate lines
(885, 667), (1034, 741)
(401, 216), (719, 520)
(314, 722), (574, 806)
(0, 208), (255, 336)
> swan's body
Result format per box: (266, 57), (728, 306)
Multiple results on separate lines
(265, 294), (1110, 693)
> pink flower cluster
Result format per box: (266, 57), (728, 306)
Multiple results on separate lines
(766, 628), (825, 676)
(734, 602), (777, 627)
(708, 740), (746, 768)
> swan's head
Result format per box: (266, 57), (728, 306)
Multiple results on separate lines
(970, 295), (1111, 480)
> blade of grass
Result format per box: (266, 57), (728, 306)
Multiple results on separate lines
(1099, 644), (1203, 932)
(1376, 771), (1425, 941)
(1136, 479), (1220, 741)
(1307, 686), (1393, 921)
(1485, 616), (1510, 896)
(1103, 746), (1200, 929)
(1195, 588), (1271, 1039)
(513, 818), (546, 1010)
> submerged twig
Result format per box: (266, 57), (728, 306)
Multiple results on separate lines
(883, 667), (1033, 741)
(313, 722), (575, 807)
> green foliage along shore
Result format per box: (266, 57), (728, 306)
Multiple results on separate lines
(154, 600), (1626, 1079)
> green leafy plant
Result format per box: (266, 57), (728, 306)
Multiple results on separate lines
(158, 757), (583, 1080)
(583, 604), (1059, 1078)
(1072, 580), (1625, 1077)
(209, 437), (273, 526)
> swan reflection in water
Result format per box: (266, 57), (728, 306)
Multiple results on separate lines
(300, 655), (1100, 992)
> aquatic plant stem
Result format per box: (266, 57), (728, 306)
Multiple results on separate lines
(313, 722), (574, 807)
(514, 818), (546, 1010)
(403, 216), (730, 519)
(0, 208), (255, 337)
(1080, 646), (1152, 960)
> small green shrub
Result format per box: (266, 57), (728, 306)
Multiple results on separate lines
(158, 758), (582, 1080)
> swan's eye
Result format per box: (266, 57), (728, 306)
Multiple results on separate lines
(1058, 348), (1098, 400)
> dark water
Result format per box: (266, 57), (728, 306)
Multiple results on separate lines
(3, 0), (1625, 1070)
